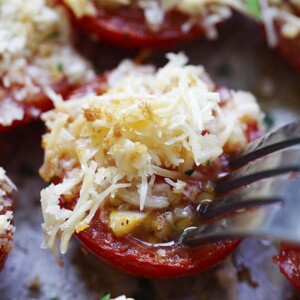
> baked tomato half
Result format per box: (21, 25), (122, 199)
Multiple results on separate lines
(0, 168), (15, 271)
(0, 0), (94, 131)
(274, 244), (300, 290)
(63, 1), (245, 49)
(63, 79), (243, 278)
(262, 1), (300, 72)
(40, 54), (263, 278)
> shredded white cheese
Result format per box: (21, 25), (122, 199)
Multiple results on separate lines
(64, 0), (249, 37)
(0, 0), (95, 126)
(40, 53), (262, 254)
(0, 167), (15, 250)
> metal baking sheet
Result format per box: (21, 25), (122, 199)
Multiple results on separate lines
(1, 14), (300, 300)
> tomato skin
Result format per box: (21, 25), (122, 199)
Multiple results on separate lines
(274, 244), (300, 290)
(67, 4), (207, 49)
(0, 80), (73, 132)
(76, 216), (240, 278)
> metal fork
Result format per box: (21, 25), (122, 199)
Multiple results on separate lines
(180, 120), (300, 247)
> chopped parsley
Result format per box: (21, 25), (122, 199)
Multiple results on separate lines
(263, 111), (274, 131)
(47, 30), (60, 40)
(185, 168), (195, 176)
(100, 294), (110, 300)
(206, 159), (211, 167)
(57, 63), (64, 72)
(245, 0), (261, 19)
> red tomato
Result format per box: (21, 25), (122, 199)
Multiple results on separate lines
(67, 3), (210, 49)
(0, 193), (13, 271)
(274, 244), (300, 290)
(0, 80), (73, 132)
(76, 215), (240, 278)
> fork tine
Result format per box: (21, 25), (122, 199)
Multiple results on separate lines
(230, 121), (300, 169)
(217, 148), (300, 194)
(197, 197), (283, 220)
(199, 172), (285, 220)
(180, 176), (300, 247)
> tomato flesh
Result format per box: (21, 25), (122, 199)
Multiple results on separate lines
(68, 4), (207, 49)
(274, 244), (300, 290)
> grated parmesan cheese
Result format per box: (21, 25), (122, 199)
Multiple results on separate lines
(64, 0), (249, 36)
(0, 0), (95, 126)
(39, 53), (262, 254)
(0, 167), (16, 250)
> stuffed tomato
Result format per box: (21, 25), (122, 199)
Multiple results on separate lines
(0, 168), (15, 271)
(261, 0), (300, 71)
(0, 0), (94, 131)
(39, 53), (263, 278)
(62, 0), (249, 49)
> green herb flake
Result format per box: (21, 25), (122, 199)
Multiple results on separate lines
(206, 160), (211, 167)
(47, 30), (60, 40)
(263, 112), (274, 131)
(57, 63), (64, 72)
(100, 294), (110, 300)
(245, 0), (261, 19)
(185, 168), (195, 176)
